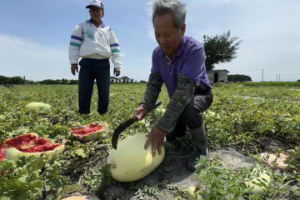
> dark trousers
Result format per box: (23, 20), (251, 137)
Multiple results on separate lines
(167, 91), (213, 142)
(78, 58), (110, 115)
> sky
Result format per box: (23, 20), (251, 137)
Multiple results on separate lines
(0, 0), (299, 82)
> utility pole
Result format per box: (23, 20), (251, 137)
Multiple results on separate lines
(262, 69), (264, 82)
(279, 74), (280, 82)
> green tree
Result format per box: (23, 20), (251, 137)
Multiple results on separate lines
(228, 74), (252, 82)
(61, 79), (69, 85)
(204, 31), (242, 71)
(7, 76), (25, 84)
(0, 75), (9, 84)
(39, 79), (58, 84)
(70, 80), (78, 85)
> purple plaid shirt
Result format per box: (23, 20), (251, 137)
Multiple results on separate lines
(151, 36), (211, 98)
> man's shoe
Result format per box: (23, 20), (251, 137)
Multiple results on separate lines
(186, 123), (208, 172)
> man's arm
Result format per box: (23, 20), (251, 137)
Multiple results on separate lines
(109, 28), (122, 73)
(69, 23), (83, 65)
(156, 74), (196, 133)
(139, 73), (164, 111)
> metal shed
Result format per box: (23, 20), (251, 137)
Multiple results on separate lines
(207, 69), (230, 83)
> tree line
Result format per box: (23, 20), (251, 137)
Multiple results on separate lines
(0, 75), (140, 85)
(0, 74), (253, 85)
(228, 74), (252, 82)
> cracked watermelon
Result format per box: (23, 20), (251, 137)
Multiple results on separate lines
(1, 133), (64, 166)
(70, 122), (109, 142)
(1, 133), (38, 162)
(0, 144), (6, 162)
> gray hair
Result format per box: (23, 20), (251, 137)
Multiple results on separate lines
(152, 0), (186, 29)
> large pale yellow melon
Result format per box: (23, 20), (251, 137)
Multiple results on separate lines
(107, 133), (165, 182)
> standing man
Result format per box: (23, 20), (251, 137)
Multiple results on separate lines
(132, 0), (213, 172)
(69, 0), (122, 115)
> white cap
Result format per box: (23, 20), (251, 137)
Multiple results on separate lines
(86, 0), (103, 9)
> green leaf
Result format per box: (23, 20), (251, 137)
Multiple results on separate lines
(62, 184), (81, 194)
(0, 197), (11, 200)
(75, 149), (87, 158)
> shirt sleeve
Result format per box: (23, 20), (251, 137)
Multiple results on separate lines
(109, 29), (122, 69)
(69, 23), (84, 64)
(181, 46), (208, 89)
(156, 74), (196, 133)
(139, 73), (163, 111)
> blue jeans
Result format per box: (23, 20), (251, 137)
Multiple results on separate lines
(78, 58), (110, 115)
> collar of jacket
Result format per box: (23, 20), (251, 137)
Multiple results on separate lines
(86, 19), (105, 27)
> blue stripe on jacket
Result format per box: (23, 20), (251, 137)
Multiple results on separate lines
(71, 35), (83, 42)
(110, 43), (119, 47)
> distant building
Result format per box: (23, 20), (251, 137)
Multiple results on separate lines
(110, 77), (118, 83)
(207, 69), (229, 83)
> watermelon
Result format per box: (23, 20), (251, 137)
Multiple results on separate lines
(1, 133), (64, 166)
(25, 102), (51, 113)
(0, 145), (6, 162)
(107, 133), (165, 182)
(0, 143), (8, 176)
(1, 133), (38, 162)
(186, 186), (203, 200)
(245, 169), (271, 194)
(70, 122), (109, 142)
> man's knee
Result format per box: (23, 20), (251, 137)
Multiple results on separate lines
(182, 102), (203, 130)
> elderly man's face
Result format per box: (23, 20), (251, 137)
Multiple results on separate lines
(89, 7), (104, 20)
(154, 14), (185, 58)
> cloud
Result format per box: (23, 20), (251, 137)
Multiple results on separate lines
(147, 23), (156, 43)
(0, 33), (71, 81)
(208, 0), (300, 81)
(145, 1), (156, 43)
(145, 0), (300, 82)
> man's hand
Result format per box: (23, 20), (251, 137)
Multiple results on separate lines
(132, 106), (148, 121)
(71, 64), (78, 76)
(144, 126), (167, 157)
(114, 68), (121, 77)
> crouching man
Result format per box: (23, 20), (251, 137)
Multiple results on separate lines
(132, 0), (213, 172)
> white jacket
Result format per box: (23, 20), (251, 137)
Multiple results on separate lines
(69, 20), (122, 69)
